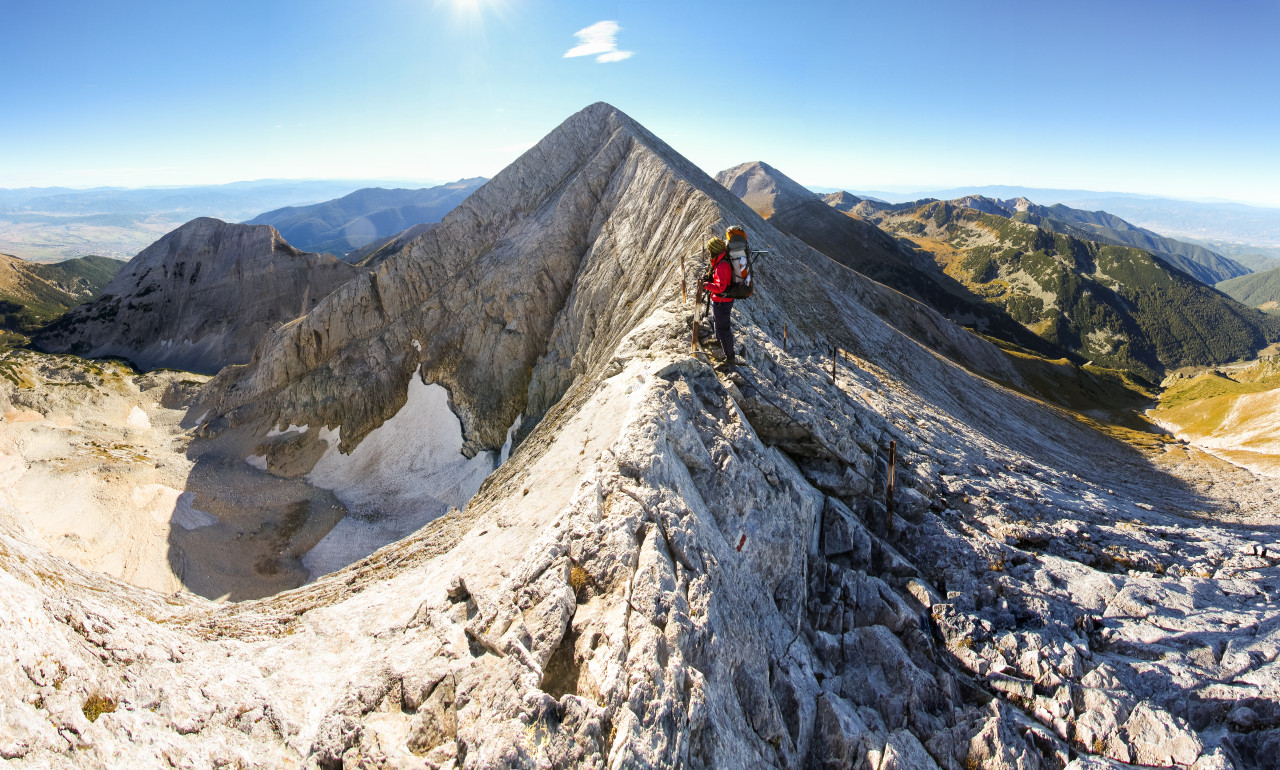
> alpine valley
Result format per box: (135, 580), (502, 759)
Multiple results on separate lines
(3, 103), (1280, 770)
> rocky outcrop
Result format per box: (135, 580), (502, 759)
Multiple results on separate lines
(1, 102), (1273, 770)
(33, 218), (360, 374)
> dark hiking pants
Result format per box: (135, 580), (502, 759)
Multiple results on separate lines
(712, 299), (735, 360)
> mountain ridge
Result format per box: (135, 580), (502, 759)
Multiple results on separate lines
(32, 217), (360, 373)
(0, 253), (122, 333)
(244, 178), (486, 257)
(0, 102), (1266, 770)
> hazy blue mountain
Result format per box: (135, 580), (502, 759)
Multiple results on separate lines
(0, 179), (444, 222)
(812, 185), (1280, 253)
(1183, 239), (1280, 273)
(245, 178), (486, 257)
(0, 179), (456, 260)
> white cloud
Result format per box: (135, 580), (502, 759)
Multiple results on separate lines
(564, 20), (633, 63)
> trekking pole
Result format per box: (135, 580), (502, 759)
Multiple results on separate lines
(783, 324), (787, 351)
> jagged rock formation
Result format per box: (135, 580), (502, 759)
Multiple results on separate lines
(719, 162), (1058, 358)
(245, 179), (486, 257)
(1, 103), (1275, 770)
(32, 218), (360, 374)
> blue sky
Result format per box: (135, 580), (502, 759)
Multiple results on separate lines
(4, 0), (1279, 205)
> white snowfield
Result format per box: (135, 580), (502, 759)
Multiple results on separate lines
(302, 369), (497, 579)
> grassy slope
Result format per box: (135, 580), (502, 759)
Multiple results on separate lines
(1217, 267), (1280, 312)
(0, 254), (123, 333)
(1151, 360), (1280, 473)
(875, 203), (1280, 383)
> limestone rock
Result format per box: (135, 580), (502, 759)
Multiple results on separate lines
(34, 217), (359, 374)
(0, 101), (1272, 770)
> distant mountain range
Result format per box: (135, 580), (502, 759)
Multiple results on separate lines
(942, 197), (1249, 285)
(809, 185), (1280, 253)
(861, 198), (1280, 381)
(732, 166), (1280, 381)
(0, 179), (449, 260)
(244, 179), (486, 257)
(716, 162), (1056, 357)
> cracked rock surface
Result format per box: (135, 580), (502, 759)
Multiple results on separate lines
(34, 217), (359, 374)
(0, 103), (1275, 769)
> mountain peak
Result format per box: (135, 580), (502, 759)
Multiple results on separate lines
(823, 190), (864, 213)
(715, 161), (818, 217)
(33, 217), (359, 373)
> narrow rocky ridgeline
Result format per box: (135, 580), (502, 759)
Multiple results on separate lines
(0, 103), (1275, 768)
(33, 217), (360, 374)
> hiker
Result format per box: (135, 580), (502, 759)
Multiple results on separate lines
(703, 236), (738, 370)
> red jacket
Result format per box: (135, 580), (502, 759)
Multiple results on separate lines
(703, 254), (734, 303)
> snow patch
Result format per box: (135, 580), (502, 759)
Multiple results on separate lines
(302, 369), (495, 580)
(266, 423), (309, 437)
(245, 454), (268, 471)
(172, 492), (217, 530)
(412, 339), (422, 352)
(126, 406), (151, 430)
(499, 415), (524, 465)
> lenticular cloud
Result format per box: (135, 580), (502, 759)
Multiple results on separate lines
(564, 20), (634, 63)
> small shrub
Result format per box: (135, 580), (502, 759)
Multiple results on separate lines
(569, 566), (590, 599)
(82, 693), (116, 722)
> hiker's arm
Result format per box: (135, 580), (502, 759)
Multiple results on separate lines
(704, 260), (731, 294)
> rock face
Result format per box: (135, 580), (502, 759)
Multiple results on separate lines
(1, 102), (1275, 770)
(33, 218), (360, 374)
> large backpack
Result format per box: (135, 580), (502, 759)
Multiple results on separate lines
(720, 226), (754, 299)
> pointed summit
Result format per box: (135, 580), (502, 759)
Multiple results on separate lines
(715, 160), (822, 218)
(822, 190), (864, 214)
(198, 102), (797, 455)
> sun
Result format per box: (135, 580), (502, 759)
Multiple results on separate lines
(436, 0), (503, 26)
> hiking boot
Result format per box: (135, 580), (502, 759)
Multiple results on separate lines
(715, 356), (738, 372)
